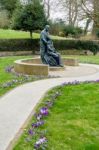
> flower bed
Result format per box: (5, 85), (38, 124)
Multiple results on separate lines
(13, 80), (99, 149)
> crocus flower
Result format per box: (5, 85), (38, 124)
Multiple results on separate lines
(40, 107), (49, 116)
(5, 66), (14, 73)
(28, 129), (35, 136)
(32, 121), (44, 128)
(34, 113), (43, 120)
(34, 137), (47, 149)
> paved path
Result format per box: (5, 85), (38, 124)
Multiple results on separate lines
(50, 63), (99, 77)
(0, 64), (99, 150)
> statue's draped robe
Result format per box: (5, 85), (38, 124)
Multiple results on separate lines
(40, 29), (62, 66)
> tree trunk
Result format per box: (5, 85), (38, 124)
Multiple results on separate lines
(93, 0), (99, 33)
(30, 31), (33, 39)
(47, 0), (50, 20)
(69, 0), (72, 26)
(68, 0), (78, 27)
(84, 18), (91, 35)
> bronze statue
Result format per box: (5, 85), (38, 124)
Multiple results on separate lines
(40, 25), (63, 67)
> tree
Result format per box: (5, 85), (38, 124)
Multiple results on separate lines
(41, 0), (55, 20)
(58, 0), (81, 26)
(93, 0), (99, 33)
(81, 0), (99, 35)
(11, 0), (47, 39)
(0, 10), (9, 28)
(0, 0), (18, 18)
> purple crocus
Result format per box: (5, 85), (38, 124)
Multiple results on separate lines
(36, 113), (43, 120)
(40, 107), (49, 116)
(5, 66), (14, 73)
(95, 80), (99, 83)
(32, 120), (44, 128)
(28, 129), (35, 136)
(34, 137), (47, 149)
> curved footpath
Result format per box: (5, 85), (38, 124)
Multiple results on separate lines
(1, 64), (99, 150)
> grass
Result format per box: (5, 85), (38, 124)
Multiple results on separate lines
(0, 29), (39, 39)
(1, 55), (99, 96)
(0, 56), (33, 96)
(13, 82), (99, 150)
(1, 55), (99, 149)
(64, 55), (99, 64)
(80, 34), (96, 40)
(0, 56), (31, 83)
(0, 29), (66, 39)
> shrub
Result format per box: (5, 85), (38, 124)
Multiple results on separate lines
(63, 25), (74, 37)
(63, 25), (83, 38)
(0, 39), (39, 54)
(74, 27), (83, 38)
(0, 39), (99, 55)
(53, 39), (99, 55)
(49, 20), (65, 36)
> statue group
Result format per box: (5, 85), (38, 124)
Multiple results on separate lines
(40, 25), (63, 67)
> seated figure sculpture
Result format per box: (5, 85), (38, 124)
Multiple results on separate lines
(40, 25), (63, 67)
(47, 40), (62, 66)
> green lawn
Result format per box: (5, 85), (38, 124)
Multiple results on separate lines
(0, 56), (31, 83)
(0, 56), (34, 96)
(13, 83), (99, 150)
(0, 29), (39, 39)
(0, 29), (66, 39)
(1, 55), (99, 149)
(1, 55), (99, 96)
(64, 55), (99, 64)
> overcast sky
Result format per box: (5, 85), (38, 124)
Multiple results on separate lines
(21, 0), (92, 30)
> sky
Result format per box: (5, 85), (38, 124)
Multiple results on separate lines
(49, 1), (93, 31)
(21, 0), (93, 30)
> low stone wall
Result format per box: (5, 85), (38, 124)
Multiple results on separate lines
(14, 59), (49, 76)
(14, 58), (79, 76)
(63, 58), (79, 66)
(22, 58), (42, 64)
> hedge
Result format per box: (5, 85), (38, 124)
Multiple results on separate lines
(0, 39), (99, 55)
(0, 39), (39, 54)
(53, 39), (99, 55)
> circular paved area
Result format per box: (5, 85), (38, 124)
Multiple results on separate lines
(1, 63), (99, 150)
(50, 63), (99, 77)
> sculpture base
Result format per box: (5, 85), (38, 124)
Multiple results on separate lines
(14, 57), (79, 76)
(49, 66), (65, 71)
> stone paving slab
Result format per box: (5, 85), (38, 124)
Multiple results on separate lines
(0, 64), (99, 150)
(50, 63), (99, 77)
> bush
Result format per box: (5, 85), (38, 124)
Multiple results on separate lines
(0, 39), (39, 54)
(49, 20), (65, 36)
(63, 25), (83, 38)
(76, 40), (99, 55)
(0, 39), (99, 55)
(74, 27), (83, 38)
(54, 39), (99, 55)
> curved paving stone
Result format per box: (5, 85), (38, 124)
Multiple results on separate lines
(0, 64), (99, 150)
